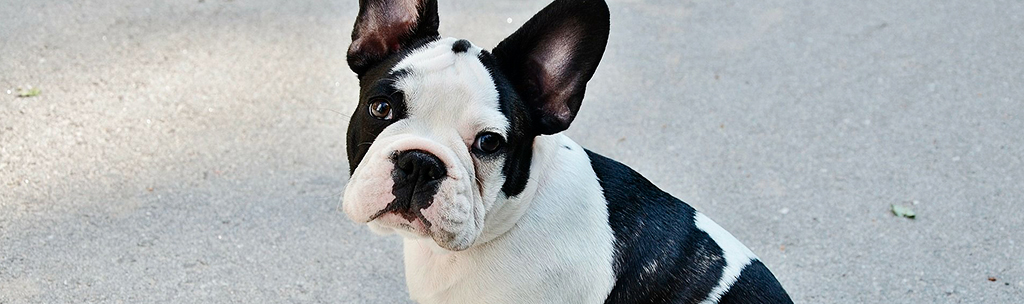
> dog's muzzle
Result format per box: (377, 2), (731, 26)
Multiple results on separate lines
(344, 134), (484, 251)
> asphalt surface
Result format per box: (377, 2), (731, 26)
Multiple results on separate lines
(1, 0), (1022, 303)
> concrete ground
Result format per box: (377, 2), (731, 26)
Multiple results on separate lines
(1, 0), (1022, 303)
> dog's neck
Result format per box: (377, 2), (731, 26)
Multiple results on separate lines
(477, 134), (567, 246)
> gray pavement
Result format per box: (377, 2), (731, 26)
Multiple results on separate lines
(1, 0), (1022, 303)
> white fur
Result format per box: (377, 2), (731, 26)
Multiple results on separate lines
(404, 134), (616, 304)
(695, 212), (759, 304)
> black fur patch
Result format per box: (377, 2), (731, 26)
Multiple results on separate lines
(587, 150), (727, 303)
(451, 39), (471, 53)
(717, 260), (794, 304)
(586, 150), (792, 303)
(477, 50), (534, 197)
(347, 38), (439, 174)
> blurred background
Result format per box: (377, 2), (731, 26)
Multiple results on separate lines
(1, 0), (1022, 303)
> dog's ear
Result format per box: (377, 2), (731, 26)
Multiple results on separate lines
(492, 0), (610, 135)
(347, 0), (440, 76)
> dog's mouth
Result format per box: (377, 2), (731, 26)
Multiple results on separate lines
(370, 205), (431, 226)
(369, 200), (434, 233)
(367, 176), (443, 236)
(370, 211), (432, 236)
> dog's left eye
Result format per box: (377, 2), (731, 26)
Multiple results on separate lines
(473, 132), (505, 154)
(368, 98), (393, 120)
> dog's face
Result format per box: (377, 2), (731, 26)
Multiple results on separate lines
(343, 38), (527, 251)
(342, 0), (609, 251)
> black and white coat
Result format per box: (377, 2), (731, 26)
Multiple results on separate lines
(340, 0), (793, 303)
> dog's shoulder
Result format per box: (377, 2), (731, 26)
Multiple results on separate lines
(583, 149), (792, 304)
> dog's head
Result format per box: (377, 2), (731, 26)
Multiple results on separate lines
(342, 0), (609, 251)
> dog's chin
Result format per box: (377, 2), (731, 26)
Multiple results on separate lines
(367, 216), (479, 252)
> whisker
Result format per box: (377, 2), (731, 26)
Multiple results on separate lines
(317, 107), (352, 119)
(335, 191), (346, 213)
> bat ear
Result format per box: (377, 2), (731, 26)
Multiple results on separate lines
(347, 0), (440, 76)
(491, 0), (610, 135)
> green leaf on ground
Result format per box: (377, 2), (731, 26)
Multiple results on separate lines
(891, 204), (916, 219)
(16, 88), (41, 98)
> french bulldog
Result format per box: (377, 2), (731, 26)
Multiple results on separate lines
(341, 0), (793, 303)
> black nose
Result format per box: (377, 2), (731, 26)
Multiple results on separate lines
(394, 150), (447, 183)
(384, 150), (447, 223)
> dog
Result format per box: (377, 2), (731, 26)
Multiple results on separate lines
(340, 0), (793, 303)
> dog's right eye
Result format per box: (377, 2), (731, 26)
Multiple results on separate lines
(368, 98), (393, 120)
